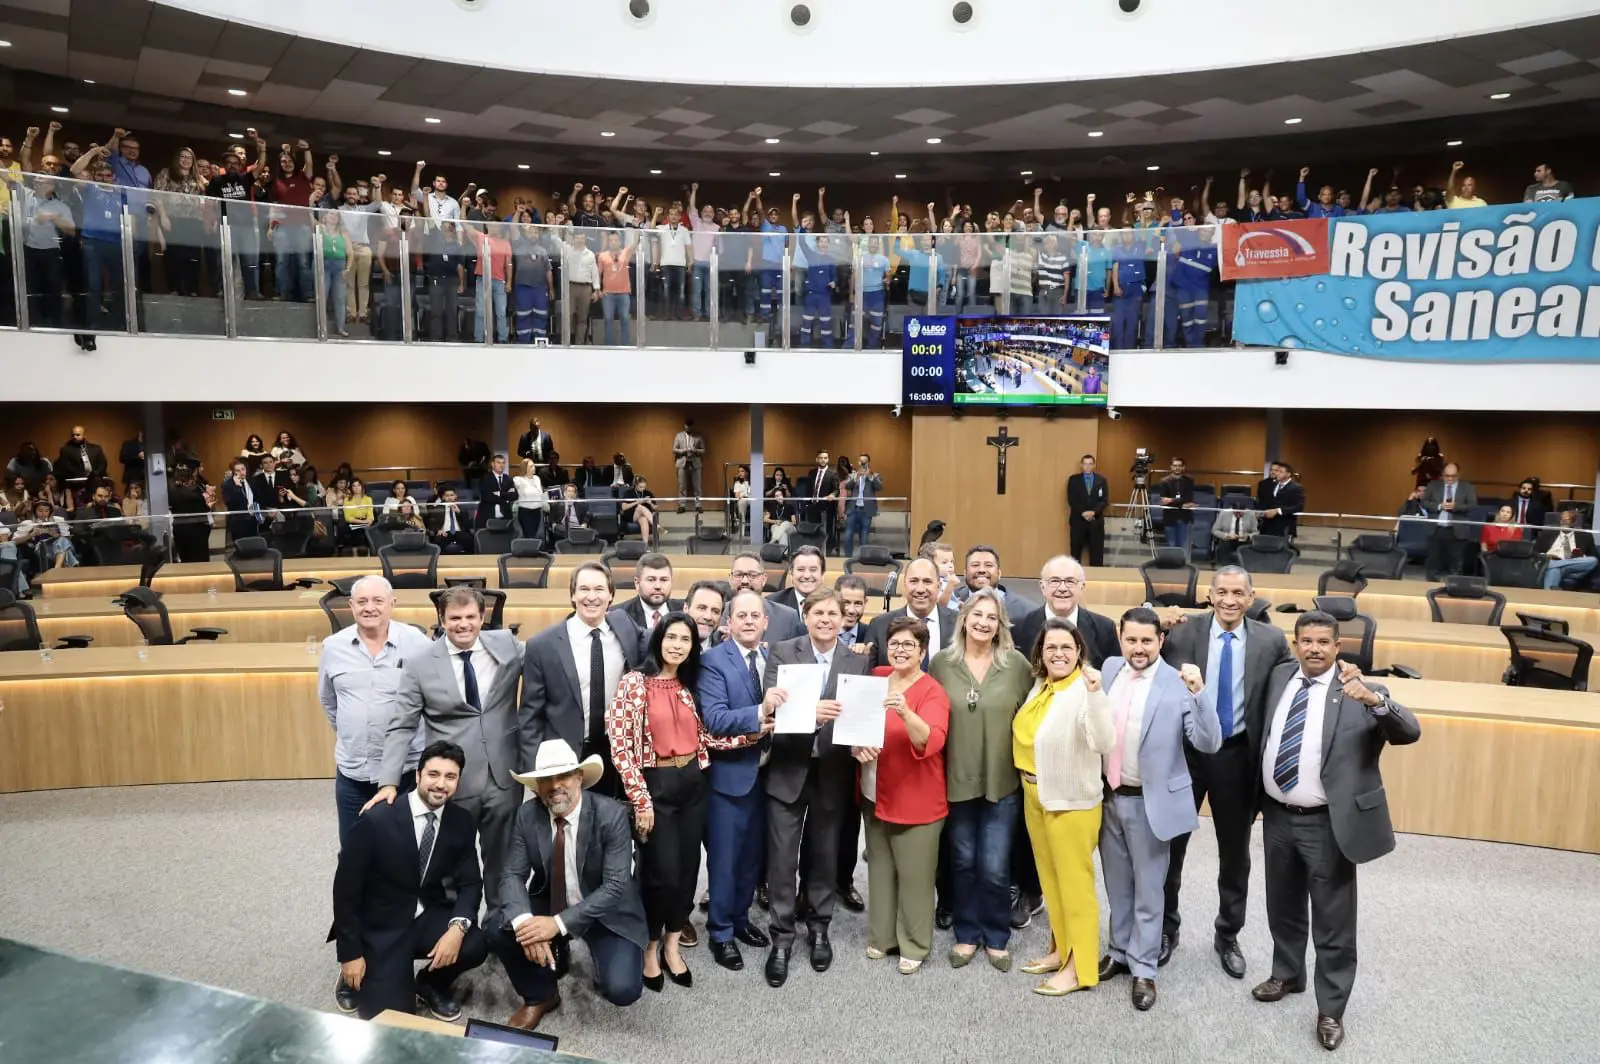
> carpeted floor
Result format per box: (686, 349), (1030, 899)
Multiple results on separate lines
(2, 779), (1596, 1064)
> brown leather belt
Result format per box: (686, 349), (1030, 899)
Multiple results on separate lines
(654, 753), (696, 769)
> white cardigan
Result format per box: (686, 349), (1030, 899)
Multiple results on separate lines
(1024, 677), (1116, 812)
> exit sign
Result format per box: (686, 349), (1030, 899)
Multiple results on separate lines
(212, 408), (235, 421)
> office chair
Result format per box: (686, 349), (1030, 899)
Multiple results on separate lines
(0, 589), (92, 652)
(1425, 576), (1506, 626)
(1345, 534), (1407, 581)
(1309, 595), (1420, 678)
(114, 587), (228, 645)
(498, 540), (554, 589)
(1236, 534), (1298, 575)
(1316, 560), (1369, 599)
(1139, 547), (1199, 608)
(1499, 625), (1593, 691)
(379, 531), (442, 590)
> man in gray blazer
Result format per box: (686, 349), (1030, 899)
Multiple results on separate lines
(1419, 462), (1478, 581)
(1097, 607), (1220, 1012)
(1249, 610), (1421, 1052)
(760, 587), (872, 988)
(1159, 565), (1294, 977)
(373, 586), (525, 914)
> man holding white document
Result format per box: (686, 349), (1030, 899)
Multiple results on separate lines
(760, 588), (874, 989)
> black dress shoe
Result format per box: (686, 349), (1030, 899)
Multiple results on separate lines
(1158, 930), (1177, 968)
(838, 885), (865, 912)
(1131, 977), (1157, 1011)
(414, 976), (462, 1021)
(1317, 1014), (1345, 1051)
(1251, 977), (1307, 1002)
(711, 940), (744, 971)
(735, 923), (770, 948)
(765, 946), (791, 988)
(809, 930), (833, 972)
(935, 907), (953, 931)
(755, 885), (770, 910)
(1098, 956), (1131, 981)
(1216, 939), (1246, 979)
(334, 977), (358, 1014)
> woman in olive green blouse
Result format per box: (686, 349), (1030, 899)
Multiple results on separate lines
(929, 588), (1035, 970)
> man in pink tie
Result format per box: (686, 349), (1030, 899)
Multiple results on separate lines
(620, 552), (682, 639)
(1095, 607), (1221, 1012)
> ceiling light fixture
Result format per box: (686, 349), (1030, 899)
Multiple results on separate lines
(1087, 130), (1104, 138)
(765, 137), (781, 144)
(377, 150), (392, 156)
(424, 116), (442, 124)
(926, 137), (942, 144)
(50, 106), (68, 114)
(650, 168), (662, 175)
(600, 130), (616, 137)
(1284, 117), (1303, 125)
(227, 88), (248, 97)
(228, 132), (243, 139)
(1447, 139), (1463, 147)
(83, 79), (95, 85)
(869, 150), (880, 156)
(1489, 92), (1511, 100)
(517, 163), (530, 170)
(894, 173), (907, 179)
(1146, 164), (1160, 171)
(769, 171), (781, 177)
(0, 40), (11, 48)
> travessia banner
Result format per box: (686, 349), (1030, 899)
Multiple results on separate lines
(1232, 199), (1600, 361)
(1220, 218), (1330, 281)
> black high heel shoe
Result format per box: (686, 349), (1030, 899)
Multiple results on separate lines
(643, 943), (665, 993)
(665, 943), (693, 988)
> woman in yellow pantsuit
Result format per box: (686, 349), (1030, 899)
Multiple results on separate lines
(1012, 617), (1115, 996)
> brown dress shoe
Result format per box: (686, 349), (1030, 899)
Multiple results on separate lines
(507, 993), (561, 1031)
(1251, 977), (1306, 1002)
(1317, 1015), (1345, 1051)
(679, 922), (699, 948)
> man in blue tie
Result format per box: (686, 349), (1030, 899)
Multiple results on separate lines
(1157, 566), (1292, 976)
(1252, 611), (1420, 1052)
(1421, 462), (1477, 581)
(1067, 453), (1110, 567)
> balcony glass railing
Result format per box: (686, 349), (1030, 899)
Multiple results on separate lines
(0, 172), (1223, 351)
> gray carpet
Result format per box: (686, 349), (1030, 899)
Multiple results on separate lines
(2, 780), (1596, 1064)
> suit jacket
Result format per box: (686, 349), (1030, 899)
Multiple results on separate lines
(725, 597), (802, 644)
(604, 463), (635, 490)
(493, 791), (648, 948)
(800, 467), (840, 524)
(516, 429), (556, 464)
(618, 595), (684, 637)
(1160, 613), (1293, 750)
(477, 471), (517, 528)
(424, 502), (471, 537)
(1253, 662), (1421, 864)
(1066, 471), (1110, 525)
(54, 441), (107, 482)
(383, 630), (525, 799)
(1100, 656), (1221, 842)
(330, 796), (482, 963)
(843, 470), (883, 519)
(697, 639), (768, 797)
(1535, 525), (1597, 559)
(1012, 605), (1118, 668)
(1212, 507), (1259, 542)
(1255, 477), (1306, 538)
(249, 470), (286, 507)
(864, 604), (957, 669)
(1419, 479), (1479, 542)
(218, 477), (263, 539)
(118, 439), (146, 483)
(1157, 474), (1196, 525)
(767, 586), (805, 617)
(1509, 494), (1548, 535)
(762, 634), (873, 806)
(518, 609), (645, 765)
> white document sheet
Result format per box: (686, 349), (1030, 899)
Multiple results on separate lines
(774, 663), (827, 734)
(832, 674), (889, 748)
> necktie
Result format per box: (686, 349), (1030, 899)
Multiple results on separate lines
(1272, 677), (1316, 793)
(1233, 512), (1242, 536)
(418, 810), (437, 878)
(1442, 484), (1454, 525)
(458, 650), (481, 710)
(816, 470), (824, 498)
(446, 508), (455, 533)
(1517, 498), (1526, 524)
(1216, 631), (1236, 738)
(650, 608), (661, 630)
(747, 649), (764, 697)
(839, 628), (855, 648)
(1107, 670), (1142, 789)
(587, 630), (606, 751)
(552, 815), (570, 910)
(1086, 473), (1093, 495)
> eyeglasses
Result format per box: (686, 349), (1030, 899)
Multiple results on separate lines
(1042, 577), (1082, 589)
(885, 640), (922, 652)
(731, 570), (764, 580)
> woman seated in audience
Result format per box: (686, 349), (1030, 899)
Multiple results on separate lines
(627, 476), (658, 544)
(764, 485), (798, 546)
(340, 478), (375, 550)
(381, 480), (412, 513)
(856, 616), (951, 974)
(239, 434), (269, 474)
(766, 465), (790, 497)
(513, 458), (547, 542)
(299, 466), (325, 508)
(395, 498), (426, 533)
(16, 499), (80, 569)
(1480, 504), (1522, 555)
(278, 468), (309, 509)
(6, 442), (51, 489)
(37, 473), (68, 512)
(0, 474), (30, 518)
(121, 482), (148, 528)
(271, 431), (307, 470)
(333, 462), (355, 487)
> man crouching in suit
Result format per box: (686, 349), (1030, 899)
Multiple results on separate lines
(489, 739), (649, 1031)
(1250, 610), (1420, 1052)
(331, 741), (490, 1021)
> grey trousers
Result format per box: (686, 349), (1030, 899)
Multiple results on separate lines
(451, 776), (521, 917)
(765, 763), (843, 948)
(1263, 801), (1358, 1019)
(677, 461), (701, 509)
(1099, 792), (1169, 979)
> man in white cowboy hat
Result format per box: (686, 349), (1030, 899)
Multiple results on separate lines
(488, 739), (649, 1031)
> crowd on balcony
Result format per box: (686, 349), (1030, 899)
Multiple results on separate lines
(0, 120), (1579, 350)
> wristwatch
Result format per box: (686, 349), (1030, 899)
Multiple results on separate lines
(448, 917), (471, 933)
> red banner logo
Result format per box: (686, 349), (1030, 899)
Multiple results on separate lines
(1220, 219), (1330, 280)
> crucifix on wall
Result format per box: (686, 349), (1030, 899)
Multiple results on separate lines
(986, 425), (1020, 495)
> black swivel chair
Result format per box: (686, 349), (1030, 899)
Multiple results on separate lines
(1139, 547), (1199, 608)
(759, 543), (790, 591)
(1316, 560), (1370, 599)
(845, 546), (903, 604)
(1515, 612), (1570, 636)
(90, 524), (159, 567)
(1345, 534), (1407, 581)
(226, 537), (319, 592)
(1236, 534), (1298, 575)
(1246, 597), (1274, 622)
(1425, 576), (1506, 626)
(473, 518), (517, 557)
(788, 522), (827, 555)
(1310, 595), (1420, 678)
(429, 587), (515, 635)
(498, 540), (554, 589)
(1480, 540), (1548, 589)
(319, 576), (361, 634)
(380, 531), (442, 590)
(603, 541), (651, 586)
(554, 527), (603, 555)
(138, 544), (166, 588)
(1500, 625), (1593, 691)
(114, 587), (228, 645)
(0, 589), (92, 651)
(687, 528), (732, 555)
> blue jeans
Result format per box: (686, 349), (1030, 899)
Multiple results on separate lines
(324, 258), (347, 329)
(475, 277), (508, 342)
(81, 237), (124, 330)
(1164, 520), (1191, 552)
(334, 769), (415, 844)
(601, 291), (631, 345)
(272, 226), (313, 301)
(1543, 555), (1598, 590)
(947, 791), (1020, 950)
(843, 507), (872, 557)
(953, 270), (976, 309)
(690, 262), (711, 317)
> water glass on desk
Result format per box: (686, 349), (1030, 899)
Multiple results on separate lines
(38, 643), (52, 664)
(136, 639), (149, 661)
(305, 635), (319, 657)
(206, 585), (218, 601)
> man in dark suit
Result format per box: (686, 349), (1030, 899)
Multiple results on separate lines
(1066, 453), (1111, 567)
(54, 425), (108, 488)
(1509, 478), (1548, 538)
(118, 431), (145, 489)
(424, 487), (474, 554)
(862, 557), (956, 668)
(249, 454), (287, 508)
(490, 739), (648, 1030)
(550, 484), (587, 543)
(1158, 565), (1293, 976)
(1255, 460), (1305, 540)
(616, 552), (682, 638)
(1536, 507), (1599, 590)
(477, 453), (517, 529)
(767, 544), (827, 617)
(218, 459), (266, 543)
(1011, 554), (1118, 667)
(760, 587), (872, 988)
(605, 452), (635, 494)
(1419, 462), (1477, 581)
(515, 417), (556, 466)
(519, 560), (643, 799)
(727, 551), (803, 643)
(1250, 610), (1420, 1051)
(834, 574), (870, 649)
(697, 588), (778, 971)
(801, 450), (840, 552)
(331, 740), (490, 1021)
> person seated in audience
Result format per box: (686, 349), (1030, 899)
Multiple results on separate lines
(325, 477), (350, 512)
(394, 498), (426, 533)
(341, 478), (375, 550)
(767, 466), (791, 497)
(426, 487), (474, 554)
(1479, 505), (1521, 555)
(765, 485), (799, 546)
(272, 431), (306, 469)
(16, 498), (79, 569)
(551, 483), (587, 542)
(0, 474), (31, 518)
(299, 467), (326, 509)
(1537, 509), (1598, 591)
(120, 482), (148, 527)
(6, 442), (51, 490)
(606, 453), (636, 494)
(731, 465), (752, 535)
(574, 456), (604, 496)
(240, 434), (270, 473)
(37, 472), (69, 512)
(72, 481), (123, 524)
(541, 452), (569, 490)
(1212, 500), (1258, 566)
(382, 480), (413, 514)
(0, 521), (29, 597)
(624, 476), (657, 543)
(513, 459), (548, 543)
(1508, 479), (1548, 536)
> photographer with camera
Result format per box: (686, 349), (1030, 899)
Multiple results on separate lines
(1157, 458), (1197, 552)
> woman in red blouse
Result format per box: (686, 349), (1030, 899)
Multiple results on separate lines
(1480, 504), (1521, 555)
(853, 616), (951, 974)
(607, 612), (756, 992)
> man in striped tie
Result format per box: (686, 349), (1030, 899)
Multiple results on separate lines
(1252, 611), (1422, 1052)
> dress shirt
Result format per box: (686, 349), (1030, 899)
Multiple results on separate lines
(408, 790), (438, 917)
(447, 638), (496, 706)
(416, 189), (460, 220)
(1548, 530), (1576, 560)
(318, 623), (434, 781)
(1262, 668), (1334, 808)
(438, 505), (463, 534)
(1207, 618), (1249, 737)
(512, 795), (584, 936)
(564, 247), (599, 287)
(610, 465), (629, 487)
(566, 615), (625, 735)
(1105, 665), (1153, 786)
(810, 641), (836, 669)
(908, 608), (942, 652)
(1439, 482), (1456, 525)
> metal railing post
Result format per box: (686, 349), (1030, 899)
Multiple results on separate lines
(852, 241), (864, 350)
(399, 229), (414, 343)
(120, 206), (139, 334)
(1076, 241), (1090, 313)
(312, 222), (328, 341)
(1152, 232), (1168, 350)
(707, 246), (719, 350)
(219, 220), (238, 339)
(9, 195), (29, 330)
(925, 254), (937, 316)
(634, 233), (646, 348)
(780, 249), (792, 348)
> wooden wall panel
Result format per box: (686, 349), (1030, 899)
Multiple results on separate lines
(910, 413), (1099, 579)
(8, 405), (144, 486)
(763, 406), (914, 508)
(1099, 409), (1269, 495)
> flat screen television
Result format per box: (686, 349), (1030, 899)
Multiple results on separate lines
(952, 315), (1109, 407)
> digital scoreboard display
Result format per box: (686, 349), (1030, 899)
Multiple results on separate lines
(902, 315), (1109, 408)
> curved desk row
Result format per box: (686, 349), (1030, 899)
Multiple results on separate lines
(1, 646), (1597, 854)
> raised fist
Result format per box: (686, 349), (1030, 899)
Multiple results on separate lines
(1451, 160), (1464, 172)
(1240, 167), (1250, 178)
(1299, 166), (1310, 180)
(327, 154), (338, 166)
(296, 139), (309, 151)
(25, 126), (39, 138)
(48, 121), (63, 133)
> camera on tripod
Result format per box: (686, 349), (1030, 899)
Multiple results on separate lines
(1129, 447), (1152, 488)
